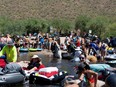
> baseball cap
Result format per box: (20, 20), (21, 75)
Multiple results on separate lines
(7, 41), (14, 46)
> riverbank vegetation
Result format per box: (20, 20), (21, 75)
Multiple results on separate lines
(0, 0), (115, 39)
(0, 15), (115, 39)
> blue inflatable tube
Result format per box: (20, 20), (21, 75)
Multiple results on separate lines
(90, 64), (111, 72)
(19, 48), (28, 52)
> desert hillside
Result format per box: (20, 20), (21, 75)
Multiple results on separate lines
(0, 0), (115, 21)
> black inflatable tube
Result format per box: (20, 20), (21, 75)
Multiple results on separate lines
(105, 74), (116, 87)
(29, 71), (68, 85)
(0, 72), (24, 85)
(61, 53), (73, 60)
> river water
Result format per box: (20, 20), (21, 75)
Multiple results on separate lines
(15, 51), (77, 87)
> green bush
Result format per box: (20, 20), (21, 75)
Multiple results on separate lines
(0, 16), (115, 39)
(0, 17), (11, 34)
(106, 22), (116, 37)
(75, 15), (90, 32)
(86, 16), (110, 38)
(50, 19), (74, 34)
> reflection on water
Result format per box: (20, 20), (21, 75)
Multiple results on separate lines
(17, 52), (76, 87)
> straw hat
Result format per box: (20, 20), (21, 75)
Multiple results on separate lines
(31, 55), (41, 62)
(31, 55), (39, 59)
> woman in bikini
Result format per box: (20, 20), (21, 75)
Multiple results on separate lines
(77, 62), (98, 87)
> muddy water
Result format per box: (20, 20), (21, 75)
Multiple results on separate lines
(16, 51), (77, 87)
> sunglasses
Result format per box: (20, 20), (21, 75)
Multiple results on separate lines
(80, 57), (85, 60)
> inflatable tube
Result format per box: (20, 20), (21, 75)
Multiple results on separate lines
(29, 73), (51, 84)
(107, 50), (114, 54)
(29, 48), (37, 52)
(29, 71), (68, 85)
(84, 64), (111, 80)
(105, 54), (116, 67)
(106, 61), (116, 67)
(37, 48), (43, 51)
(19, 48), (28, 52)
(62, 53), (73, 60)
(90, 64), (111, 73)
(105, 54), (116, 61)
(105, 74), (116, 87)
(0, 72), (24, 85)
(25, 67), (59, 79)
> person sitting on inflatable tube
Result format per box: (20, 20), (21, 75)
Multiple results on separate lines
(0, 41), (17, 62)
(24, 55), (45, 73)
(76, 62), (105, 87)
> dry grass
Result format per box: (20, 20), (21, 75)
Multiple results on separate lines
(0, 0), (115, 21)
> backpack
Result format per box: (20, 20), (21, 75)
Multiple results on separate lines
(0, 58), (7, 68)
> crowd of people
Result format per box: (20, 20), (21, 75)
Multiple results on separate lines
(0, 31), (115, 87)
(0, 32), (115, 60)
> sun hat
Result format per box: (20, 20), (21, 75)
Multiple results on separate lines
(31, 55), (42, 62)
(7, 41), (14, 46)
(31, 55), (39, 59)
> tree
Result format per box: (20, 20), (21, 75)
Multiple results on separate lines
(0, 17), (11, 34)
(106, 22), (116, 37)
(75, 15), (90, 33)
(51, 19), (74, 35)
(86, 16), (110, 38)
